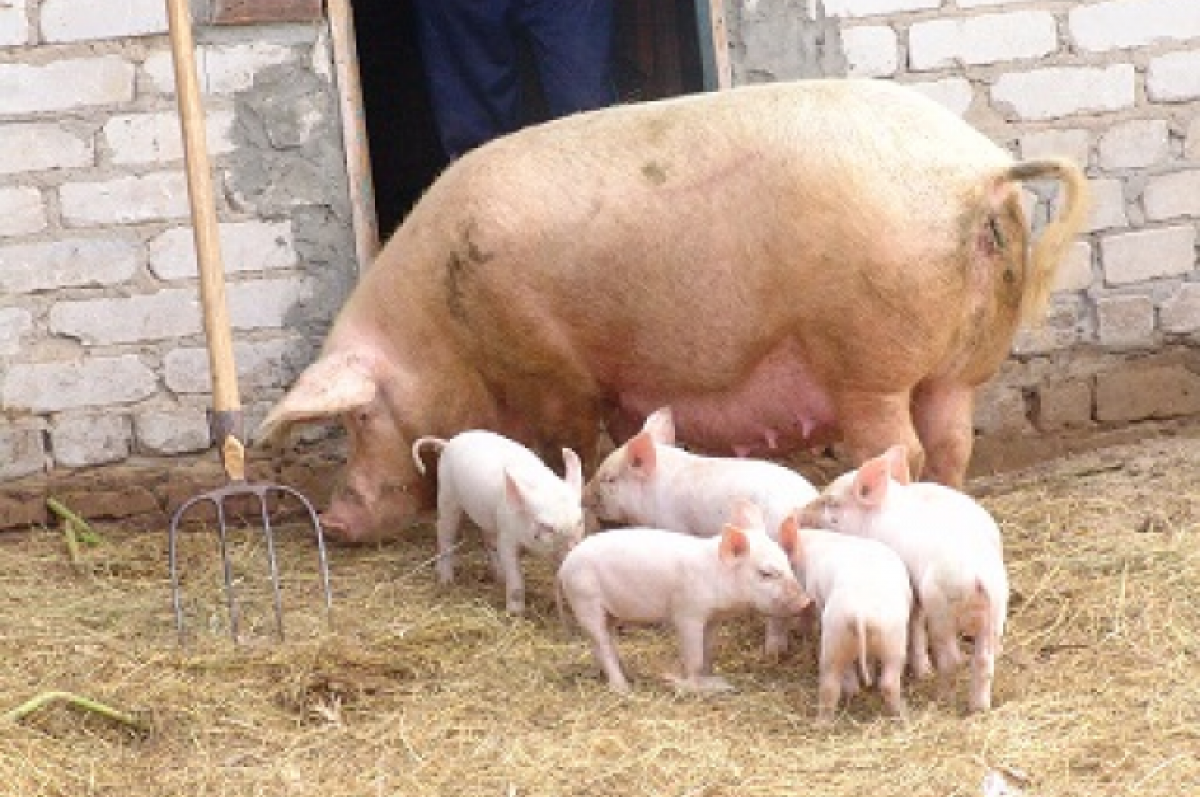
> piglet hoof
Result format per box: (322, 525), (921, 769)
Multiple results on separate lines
(814, 710), (836, 728)
(607, 679), (633, 695)
(505, 597), (527, 615)
(910, 655), (934, 681)
(435, 563), (455, 586)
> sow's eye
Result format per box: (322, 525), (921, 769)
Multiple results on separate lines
(758, 567), (780, 581)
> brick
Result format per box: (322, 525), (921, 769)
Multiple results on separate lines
(0, 56), (135, 115)
(822, 0), (939, 17)
(1147, 50), (1200, 103)
(228, 277), (317, 330)
(148, 220), (298, 280)
(1160, 284), (1200, 335)
(841, 25), (898, 78)
(144, 42), (295, 95)
(0, 489), (49, 529)
(1035, 379), (1093, 431)
(973, 383), (1031, 435)
(0, 187), (46, 237)
(1143, 170), (1200, 222)
(135, 409), (212, 455)
(904, 77), (973, 117)
(1097, 119), (1169, 170)
(1013, 297), (1084, 355)
(0, 424), (46, 481)
(60, 172), (190, 226)
(40, 0), (165, 42)
(0, 123), (94, 175)
(992, 65), (1135, 121)
(1096, 294), (1155, 350)
(0, 238), (140, 294)
(0, 308), (33, 357)
(164, 337), (313, 394)
(1052, 241), (1093, 293)
(1101, 227), (1196, 286)
(1070, 0), (1200, 52)
(959, 0), (1037, 6)
(50, 414), (132, 468)
(104, 110), (236, 166)
(1020, 129), (1090, 167)
(1083, 178), (1127, 233)
(909, 11), (1057, 71)
(49, 289), (201, 346)
(1095, 364), (1200, 422)
(1187, 115), (1200, 161)
(0, 0), (29, 46)
(2, 355), (157, 413)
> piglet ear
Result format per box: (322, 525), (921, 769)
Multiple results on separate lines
(504, 467), (534, 517)
(778, 513), (801, 559)
(729, 498), (764, 529)
(884, 444), (912, 485)
(562, 447), (584, 498)
(851, 453), (892, 508)
(718, 524), (750, 563)
(642, 407), (676, 445)
(626, 430), (658, 479)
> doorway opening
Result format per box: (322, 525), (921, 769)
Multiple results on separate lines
(350, 0), (708, 238)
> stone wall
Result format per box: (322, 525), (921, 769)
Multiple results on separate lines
(0, 0), (355, 513)
(729, 0), (1200, 470)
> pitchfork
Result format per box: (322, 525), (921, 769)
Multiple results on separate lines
(165, 0), (331, 643)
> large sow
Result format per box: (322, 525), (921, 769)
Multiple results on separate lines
(259, 78), (1089, 542)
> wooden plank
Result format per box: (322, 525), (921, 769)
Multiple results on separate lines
(695, 0), (732, 90)
(210, 0), (322, 26)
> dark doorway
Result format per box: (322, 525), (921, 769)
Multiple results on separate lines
(351, 0), (706, 238)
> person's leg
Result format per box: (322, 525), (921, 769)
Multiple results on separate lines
(412, 0), (522, 158)
(519, 0), (617, 118)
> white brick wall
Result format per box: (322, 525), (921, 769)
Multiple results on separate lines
(1100, 227), (1197, 286)
(1146, 50), (1200, 102)
(908, 11), (1058, 71)
(0, 0), (29, 46)
(0, 15), (349, 473)
(40, 0), (165, 43)
(0, 124), (94, 174)
(0, 57), (135, 115)
(1069, 0), (1200, 52)
(992, 64), (1136, 121)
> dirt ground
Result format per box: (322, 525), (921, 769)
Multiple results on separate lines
(2, 434), (1199, 796)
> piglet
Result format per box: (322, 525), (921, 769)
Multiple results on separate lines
(412, 430), (585, 614)
(779, 514), (912, 722)
(557, 502), (811, 693)
(799, 444), (1009, 713)
(585, 407), (819, 538)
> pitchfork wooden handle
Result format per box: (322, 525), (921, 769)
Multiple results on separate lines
(165, 0), (245, 478)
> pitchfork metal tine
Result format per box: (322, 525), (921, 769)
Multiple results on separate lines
(168, 482), (333, 644)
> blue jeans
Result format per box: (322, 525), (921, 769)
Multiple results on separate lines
(414, 0), (617, 159)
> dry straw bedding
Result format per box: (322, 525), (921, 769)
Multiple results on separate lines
(2, 436), (1199, 796)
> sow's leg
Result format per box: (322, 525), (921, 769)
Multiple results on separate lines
(911, 381), (975, 489)
(835, 390), (925, 480)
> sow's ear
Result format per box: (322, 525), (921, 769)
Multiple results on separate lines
(256, 351), (378, 443)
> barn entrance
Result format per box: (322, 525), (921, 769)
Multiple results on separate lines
(350, 0), (710, 239)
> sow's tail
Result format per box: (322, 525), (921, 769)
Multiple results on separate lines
(993, 157), (1091, 328)
(410, 436), (447, 475)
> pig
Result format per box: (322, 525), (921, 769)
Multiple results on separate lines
(584, 405), (819, 655)
(256, 78), (1090, 543)
(557, 502), (811, 693)
(585, 406), (818, 540)
(799, 444), (1009, 713)
(777, 514), (912, 722)
(411, 430), (585, 614)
